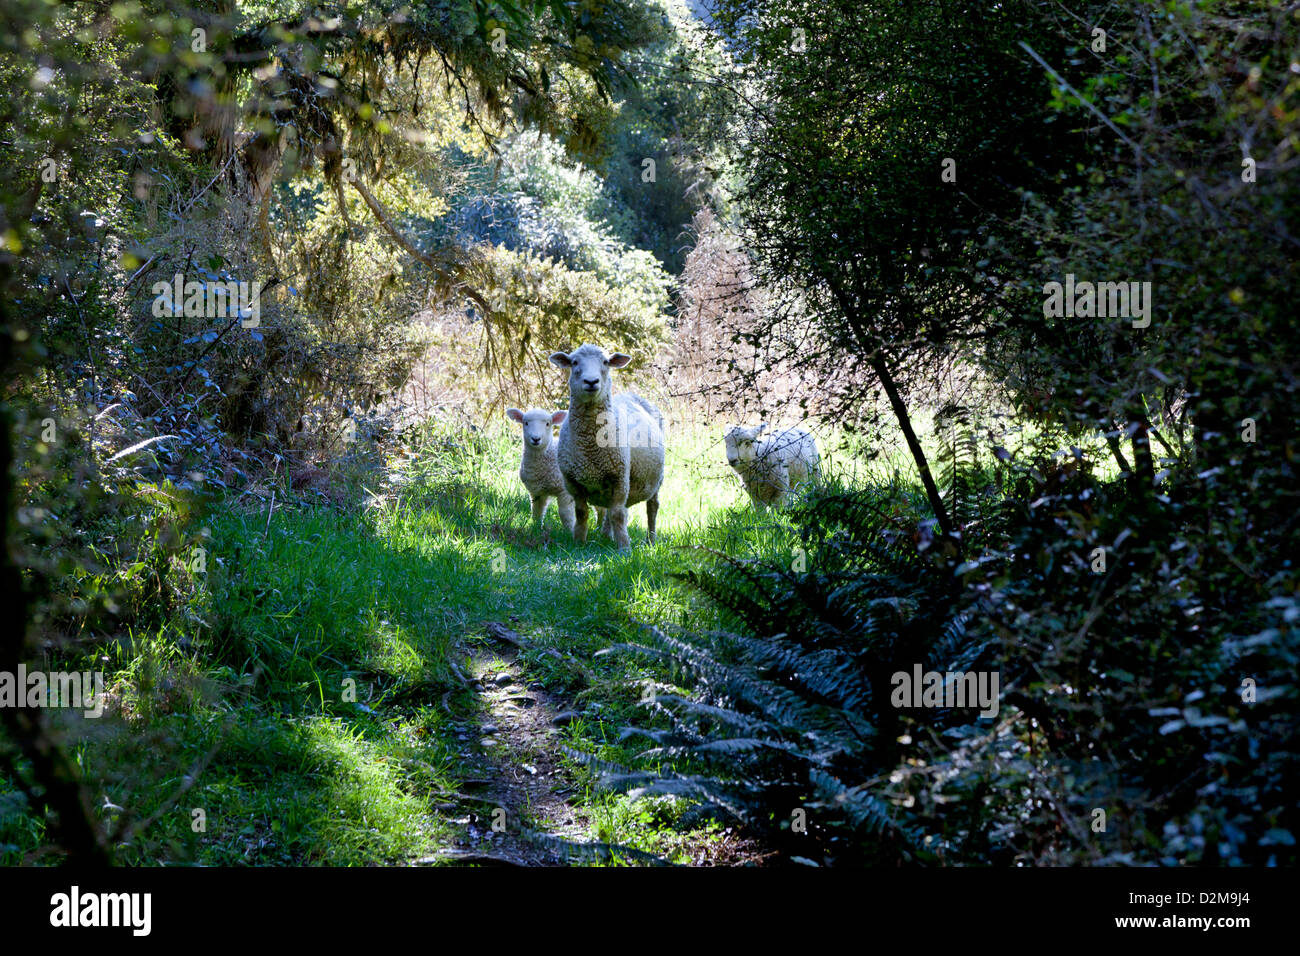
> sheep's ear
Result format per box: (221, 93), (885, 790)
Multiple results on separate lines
(551, 410), (567, 425)
(608, 353), (633, 368)
(549, 351), (573, 369)
(505, 407), (524, 424)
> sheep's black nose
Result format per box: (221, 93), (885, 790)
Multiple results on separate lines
(583, 378), (599, 387)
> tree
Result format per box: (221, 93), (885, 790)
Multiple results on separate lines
(709, 0), (1076, 541)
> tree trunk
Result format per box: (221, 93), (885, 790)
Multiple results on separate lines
(871, 354), (955, 540)
(0, 302), (112, 865)
(825, 278), (955, 541)
(1131, 416), (1155, 489)
(1105, 429), (1132, 476)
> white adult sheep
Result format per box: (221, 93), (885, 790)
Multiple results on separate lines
(548, 344), (666, 549)
(505, 407), (576, 533)
(724, 423), (821, 510)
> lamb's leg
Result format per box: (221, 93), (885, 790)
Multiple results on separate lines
(573, 497), (590, 543)
(787, 463), (805, 490)
(645, 495), (659, 543)
(532, 494), (550, 527)
(558, 492), (576, 535)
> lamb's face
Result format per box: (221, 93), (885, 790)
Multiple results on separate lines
(549, 344), (632, 406)
(724, 425), (764, 468)
(507, 407), (566, 449)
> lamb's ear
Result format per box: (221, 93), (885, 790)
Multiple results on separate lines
(551, 410), (567, 426)
(549, 351), (573, 369)
(608, 353), (633, 368)
(505, 407), (524, 424)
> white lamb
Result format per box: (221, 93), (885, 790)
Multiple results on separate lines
(724, 423), (821, 510)
(505, 407), (577, 533)
(548, 344), (666, 549)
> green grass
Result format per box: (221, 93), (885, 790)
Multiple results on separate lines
(2, 405), (1164, 865)
(1, 418), (819, 865)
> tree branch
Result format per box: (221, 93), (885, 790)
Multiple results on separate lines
(348, 177), (490, 313)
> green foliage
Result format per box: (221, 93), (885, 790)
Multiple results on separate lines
(711, 0), (1074, 382)
(427, 130), (675, 412)
(597, 0), (733, 272)
(591, 485), (972, 864)
(991, 1), (1300, 498)
(604, 445), (1298, 864)
(449, 240), (669, 410)
(5, 0), (1297, 871)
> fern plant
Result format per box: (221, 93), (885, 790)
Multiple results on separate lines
(580, 487), (999, 865)
(933, 401), (1018, 549)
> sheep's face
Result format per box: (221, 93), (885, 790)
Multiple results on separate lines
(724, 424), (767, 469)
(549, 344), (632, 405)
(507, 407), (566, 449)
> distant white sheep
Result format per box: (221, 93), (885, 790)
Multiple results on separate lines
(548, 344), (666, 549)
(505, 407), (576, 533)
(724, 423), (821, 510)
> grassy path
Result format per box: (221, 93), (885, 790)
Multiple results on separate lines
(4, 425), (798, 865)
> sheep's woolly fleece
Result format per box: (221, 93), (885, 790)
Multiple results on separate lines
(724, 424), (821, 509)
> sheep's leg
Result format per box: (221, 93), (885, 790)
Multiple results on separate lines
(557, 493), (576, 535)
(608, 504), (631, 550)
(645, 495), (659, 543)
(573, 497), (590, 543)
